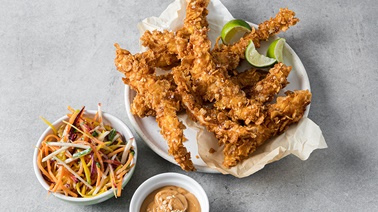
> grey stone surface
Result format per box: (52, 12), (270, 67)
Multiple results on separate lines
(1, 0), (377, 211)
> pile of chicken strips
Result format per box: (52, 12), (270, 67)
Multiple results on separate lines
(115, 0), (311, 171)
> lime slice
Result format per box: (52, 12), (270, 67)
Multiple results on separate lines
(266, 38), (286, 62)
(221, 19), (252, 45)
(245, 41), (277, 68)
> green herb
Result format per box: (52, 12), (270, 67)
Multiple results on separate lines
(108, 129), (117, 141)
(92, 131), (99, 137)
(72, 148), (92, 159)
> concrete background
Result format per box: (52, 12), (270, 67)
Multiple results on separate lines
(1, 0), (377, 211)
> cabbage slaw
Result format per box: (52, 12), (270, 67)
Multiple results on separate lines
(37, 104), (135, 198)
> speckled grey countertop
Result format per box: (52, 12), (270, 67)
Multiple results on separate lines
(1, 0), (377, 211)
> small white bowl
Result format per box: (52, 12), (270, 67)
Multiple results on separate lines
(130, 172), (209, 211)
(33, 110), (137, 205)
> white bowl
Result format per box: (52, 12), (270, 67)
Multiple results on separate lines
(130, 172), (209, 211)
(33, 110), (137, 205)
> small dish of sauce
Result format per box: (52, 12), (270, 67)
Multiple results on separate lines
(140, 186), (201, 212)
(129, 173), (209, 212)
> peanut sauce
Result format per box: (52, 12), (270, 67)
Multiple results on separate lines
(140, 186), (201, 212)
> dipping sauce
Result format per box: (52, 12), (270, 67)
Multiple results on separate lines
(140, 186), (201, 212)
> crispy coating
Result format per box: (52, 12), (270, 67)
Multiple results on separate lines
(212, 8), (299, 70)
(115, 45), (195, 171)
(174, 63), (311, 168)
(178, 28), (269, 125)
(141, 0), (209, 64)
(223, 90), (312, 167)
(173, 61), (309, 161)
(115, 0), (211, 171)
(141, 8), (298, 71)
(116, 0), (310, 170)
(131, 0), (210, 117)
(130, 74), (176, 117)
(140, 30), (184, 68)
(249, 63), (291, 103)
(230, 68), (267, 89)
(170, 5), (309, 168)
(173, 64), (257, 145)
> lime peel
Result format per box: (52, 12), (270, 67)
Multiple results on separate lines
(267, 38), (286, 62)
(245, 41), (277, 68)
(221, 19), (252, 45)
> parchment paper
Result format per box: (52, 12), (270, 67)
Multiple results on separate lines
(137, 0), (327, 178)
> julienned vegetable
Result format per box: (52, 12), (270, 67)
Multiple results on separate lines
(37, 104), (135, 198)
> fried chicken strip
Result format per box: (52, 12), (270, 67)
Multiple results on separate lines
(114, 0), (211, 171)
(115, 45), (195, 171)
(117, 0), (309, 170)
(139, 7), (298, 120)
(130, 74), (176, 117)
(223, 90), (312, 167)
(230, 68), (267, 89)
(174, 61), (311, 168)
(130, 0), (210, 117)
(139, 0), (210, 66)
(212, 8), (299, 70)
(248, 63), (291, 102)
(173, 8), (306, 167)
(173, 64), (257, 145)
(142, 8), (298, 72)
(175, 27), (266, 124)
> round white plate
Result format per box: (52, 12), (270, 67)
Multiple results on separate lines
(124, 32), (310, 173)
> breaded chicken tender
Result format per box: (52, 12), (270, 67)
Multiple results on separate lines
(115, 0), (310, 170)
(115, 0), (211, 171)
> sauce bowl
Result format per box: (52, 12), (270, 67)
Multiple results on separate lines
(130, 172), (209, 211)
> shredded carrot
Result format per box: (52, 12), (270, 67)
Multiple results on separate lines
(107, 147), (124, 158)
(37, 148), (54, 182)
(93, 112), (98, 123)
(43, 144), (58, 183)
(37, 105), (135, 198)
(116, 175), (123, 197)
(116, 153), (134, 175)
(52, 167), (63, 193)
(96, 165), (102, 188)
(63, 110), (79, 141)
(61, 184), (78, 197)
(44, 134), (60, 142)
(49, 184), (54, 190)
(46, 158), (57, 182)
(116, 170), (127, 180)
(43, 142), (49, 156)
(128, 163), (135, 169)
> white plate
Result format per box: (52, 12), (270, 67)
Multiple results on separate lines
(124, 32), (310, 172)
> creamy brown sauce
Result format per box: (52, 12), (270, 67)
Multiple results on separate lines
(140, 186), (201, 212)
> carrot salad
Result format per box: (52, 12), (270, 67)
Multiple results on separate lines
(37, 104), (135, 198)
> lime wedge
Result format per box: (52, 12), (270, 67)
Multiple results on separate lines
(221, 19), (252, 45)
(266, 38), (286, 62)
(245, 41), (277, 68)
